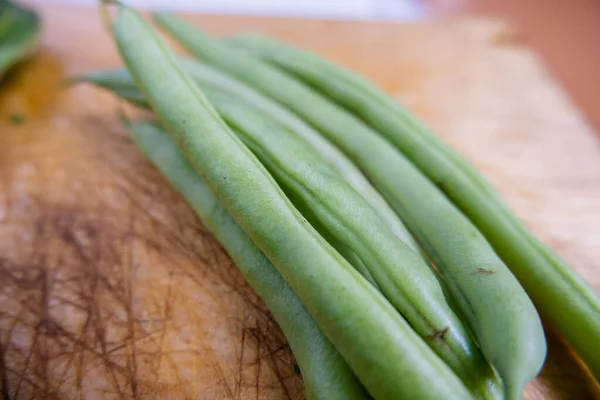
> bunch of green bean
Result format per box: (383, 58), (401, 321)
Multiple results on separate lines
(109, 6), (474, 399)
(226, 33), (600, 382)
(224, 35), (600, 378)
(88, 3), (598, 399)
(76, 65), (502, 398)
(152, 12), (549, 398)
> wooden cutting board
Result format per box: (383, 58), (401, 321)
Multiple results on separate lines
(1, 3), (599, 399)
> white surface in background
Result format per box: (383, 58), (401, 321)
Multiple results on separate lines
(48, 0), (427, 20)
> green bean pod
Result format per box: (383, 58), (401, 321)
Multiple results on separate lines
(77, 67), (500, 400)
(151, 13), (546, 398)
(129, 121), (368, 400)
(230, 34), (600, 381)
(112, 6), (473, 399)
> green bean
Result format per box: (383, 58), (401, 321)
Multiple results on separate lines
(128, 121), (368, 400)
(113, 6), (473, 399)
(152, 13), (546, 398)
(77, 66), (500, 400)
(230, 34), (600, 381)
(212, 89), (527, 400)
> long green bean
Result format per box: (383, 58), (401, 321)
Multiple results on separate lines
(113, 6), (473, 399)
(130, 121), (368, 400)
(77, 68), (501, 400)
(152, 13), (547, 398)
(230, 34), (600, 380)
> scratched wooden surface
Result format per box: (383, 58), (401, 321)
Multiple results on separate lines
(0, 3), (599, 399)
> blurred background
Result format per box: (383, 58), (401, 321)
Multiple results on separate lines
(43, 0), (600, 132)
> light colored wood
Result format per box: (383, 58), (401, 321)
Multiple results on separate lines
(1, 3), (599, 399)
(427, 0), (600, 136)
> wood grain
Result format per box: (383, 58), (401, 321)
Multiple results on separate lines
(0, 3), (599, 399)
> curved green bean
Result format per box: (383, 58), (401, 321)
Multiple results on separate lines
(129, 121), (368, 400)
(113, 6), (473, 399)
(77, 67), (500, 400)
(152, 13), (546, 398)
(230, 34), (600, 381)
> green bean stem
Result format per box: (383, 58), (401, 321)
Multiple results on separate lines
(230, 33), (600, 381)
(113, 6), (473, 399)
(152, 13), (547, 398)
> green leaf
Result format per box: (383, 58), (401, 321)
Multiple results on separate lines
(0, 0), (40, 80)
